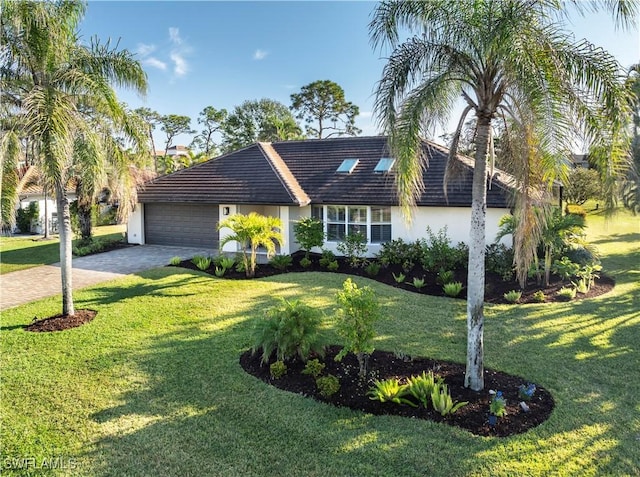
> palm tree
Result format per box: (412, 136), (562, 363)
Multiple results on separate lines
(218, 213), (284, 278)
(370, 0), (630, 391)
(1, 0), (147, 316)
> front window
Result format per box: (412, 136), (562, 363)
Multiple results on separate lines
(315, 205), (392, 244)
(370, 207), (392, 243)
(327, 205), (346, 241)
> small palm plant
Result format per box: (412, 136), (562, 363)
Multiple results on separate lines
(218, 213), (284, 278)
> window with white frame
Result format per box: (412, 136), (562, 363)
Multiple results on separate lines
(314, 205), (392, 243)
(370, 207), (392, 243)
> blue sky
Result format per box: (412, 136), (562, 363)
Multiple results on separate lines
(80, 1), (640, 149)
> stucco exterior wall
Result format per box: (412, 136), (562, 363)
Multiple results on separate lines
(127, 203), (145, 244)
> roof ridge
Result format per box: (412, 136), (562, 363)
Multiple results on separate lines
(258, 142), (311, 206)
(421, 138), (516, 191)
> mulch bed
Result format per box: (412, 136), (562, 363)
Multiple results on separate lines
(25, 309), (97, 332)
(175, 251), (614, 304)
(240, 345), (554, 437)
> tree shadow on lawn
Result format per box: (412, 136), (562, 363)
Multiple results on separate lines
(484, 290), (639, 474)
(83, 298), (487, 477)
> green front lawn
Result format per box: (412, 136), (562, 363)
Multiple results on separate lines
(0, 213), (638, 476)
(0, 225), (126, 274)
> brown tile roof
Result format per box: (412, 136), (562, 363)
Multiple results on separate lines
(137, 136), (514, 208)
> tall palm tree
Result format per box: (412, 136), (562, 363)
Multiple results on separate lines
(370, 0), (630, 391)
(1, 0), (147, 316)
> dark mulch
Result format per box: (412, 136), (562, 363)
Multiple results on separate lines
(240, 345), (554, 437)
(175, 251), (614, 304)
(25, 309), (97, 332)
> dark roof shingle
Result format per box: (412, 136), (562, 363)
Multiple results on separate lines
(137, 136), (513, 208)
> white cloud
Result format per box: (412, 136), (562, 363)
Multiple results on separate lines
(136, 43), (156, 56)
(253, 49), (269, 60)
(169, 27), (182, 45)
(170, 51), (188, 77)
(143, 57), (167, 71)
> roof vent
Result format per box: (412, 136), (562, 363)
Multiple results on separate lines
(374, 157), (395, 173)
(336, 158), (359, 174)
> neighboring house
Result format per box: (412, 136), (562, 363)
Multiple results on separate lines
(14, 166), (76, 235)
(128, 136), (515, 256)
(568, 153), (590, 169)
(154, 145), (191, 160)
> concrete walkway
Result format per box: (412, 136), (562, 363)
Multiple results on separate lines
(0, 245), (216, 311)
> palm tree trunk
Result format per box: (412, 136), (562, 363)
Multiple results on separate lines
(465, 119), (490, 392)
(56, 182), (75, 316)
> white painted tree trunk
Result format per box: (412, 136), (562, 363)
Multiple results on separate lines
(56, 182), (75, 316)
(465, 121), (490, 391)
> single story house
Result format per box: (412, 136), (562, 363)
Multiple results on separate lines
(127, 136), (515, 256)
(13, 166), (76, 235)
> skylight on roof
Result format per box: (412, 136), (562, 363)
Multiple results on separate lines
(336, 158), (359, 174)
(374, 158), (395, 173)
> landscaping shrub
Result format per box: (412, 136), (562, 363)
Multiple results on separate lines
(269, 254), (293, 271)
(565, 203), (587, 218)
(365, 261), (380, 277)
(368, 378), (415, 406)
(72, 237), (123, 257)
(16, 201), (39, 233)
(294, 217), (324, 259)
(421, 226), (466, 272)
(269, 360), (287, 379)
(503, 290), (522, 304)
(302, 358), (325, 378)
(335, 278), (381, 378)
(376, 238), (423, 267)
(316, 375), (340, 397)
(252, 298), (325, 364)
(485, 243), (515, 281)
(336, 231), (367, 268)
(319, 248), (336, 268)
(192, 255), (212, 271)
(443, 281), (463, 297)
(169, 256), (182, 266)
(430, 382), (468, 416)
(556, 286), (577, 301)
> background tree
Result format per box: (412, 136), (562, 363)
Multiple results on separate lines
(563, 168), (603, 206)
(159, 114), (194, 173)
(189, 106), (227, 158)
(370, 0), (630, 391)
(133, 107), (161, 172)
(221, 99), (300, 152)
(622, 63), (640, 214)
(290, 80), (361, 138)
(1, 0), (147, 317)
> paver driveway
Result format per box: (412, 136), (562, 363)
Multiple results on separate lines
(0, 245), (215, 310)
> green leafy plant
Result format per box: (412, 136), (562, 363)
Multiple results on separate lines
(573, 277), (589, 294)
(270, 360), (287, 379)
(336, 231), (367, 268)
(302, 358), (325, 378)
(300, 256), (312, 268)
(218, 212), (284, 278)
(406, 371), (443, 408)
(411, 276), (426, 290)
(367, 378), (416, 406)
(269, 254), (293, 271)
(192, 255), (212, 271)
(430, 382), (468, 416)
(392, 272), (406, 283)
(72, 237), (124, 257)
(335, 278), (381, 378)
(557, 286), (577, 301)
(485, 243), (515, 281)
(503, 290), (522, 304)
(575, 263), (602, 291)
(421, 226), (467, 272)
(169, 256), (182, 266)
(552, 256), (581, 281)
(316, 375), (340, 398)
(214, 266), (226, 277)
(294, 217), (325, 259)
(365, 261), (381, 277)
(252, 298), (325, 364)
(443, 281), (463, 297)
(326, 260), (339, 271)
(436, 269), (454, 286)
(319, 248), (336, 268)
(16, 201), (39, 234)
(219, 256), (235, 270)
(490, 391), (507, 417)
(532, 290), (546, 303)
